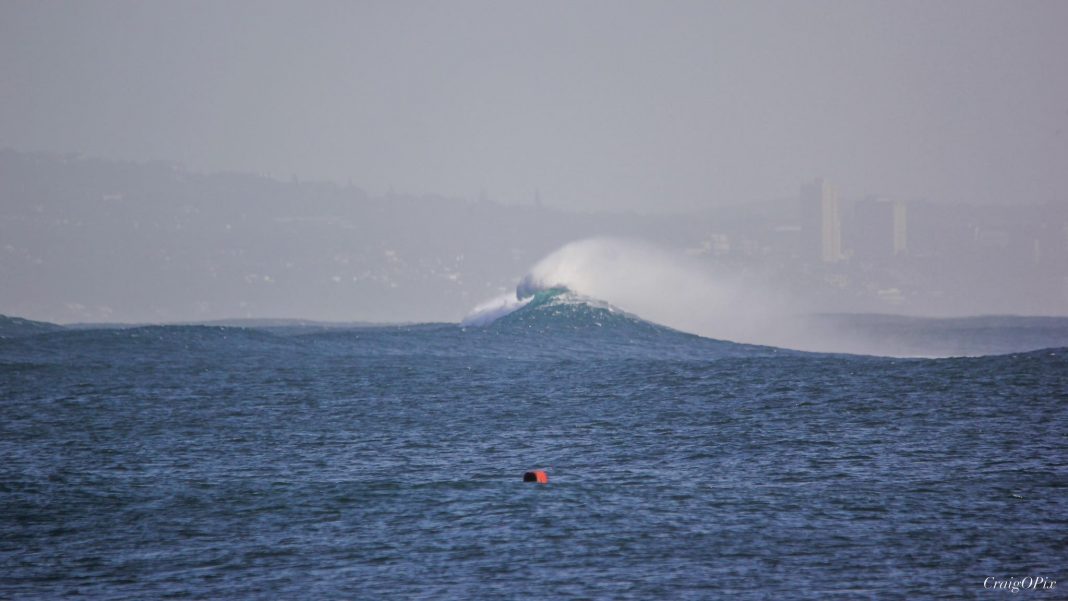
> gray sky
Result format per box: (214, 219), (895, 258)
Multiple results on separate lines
(2, 0), (1066, 212)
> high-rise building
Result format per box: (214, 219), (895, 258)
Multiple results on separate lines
(800, 177), (842, 263)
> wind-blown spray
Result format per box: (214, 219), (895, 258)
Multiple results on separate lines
(472, 238), (791, 346)
(465, 237), (1055, 356)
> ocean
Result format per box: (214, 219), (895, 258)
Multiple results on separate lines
(2, 290), (1066, 599)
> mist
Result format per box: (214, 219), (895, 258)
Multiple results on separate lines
(1, 2), (1067, 353)
(513, 238), (782, 343)
(479, 237), (1044, 357)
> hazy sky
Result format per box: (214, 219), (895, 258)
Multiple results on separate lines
(2, 1), (1066, 211)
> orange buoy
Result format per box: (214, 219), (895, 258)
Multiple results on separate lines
(523, 470), (549, 484)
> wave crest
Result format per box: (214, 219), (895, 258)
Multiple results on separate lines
(464, 238), (793, 349)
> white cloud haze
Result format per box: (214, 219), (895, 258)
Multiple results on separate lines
(2, 1), (1066, 211)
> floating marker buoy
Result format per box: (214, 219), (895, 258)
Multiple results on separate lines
(523, 470), (548, 484)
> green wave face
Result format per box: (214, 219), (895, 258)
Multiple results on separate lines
(496, 288), (668, 334)
(481, 288), (777, 359)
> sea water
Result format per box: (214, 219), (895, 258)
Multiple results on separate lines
(2, 293), (1066, 599)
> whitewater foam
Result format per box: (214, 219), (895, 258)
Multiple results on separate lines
(460, 293), (532, 327)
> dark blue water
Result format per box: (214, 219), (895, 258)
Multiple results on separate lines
(2, 294), (1066, 599)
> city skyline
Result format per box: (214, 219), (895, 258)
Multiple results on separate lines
(2, 150), (1064, 327)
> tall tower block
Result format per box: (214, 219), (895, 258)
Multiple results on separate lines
(800, 178), (842, 263)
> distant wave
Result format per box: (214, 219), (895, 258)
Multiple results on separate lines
(489, 288), (638, 327)
(462, 238), (1068, 357)
(463, 238), (766, 340)
(462, 287), (611, 327)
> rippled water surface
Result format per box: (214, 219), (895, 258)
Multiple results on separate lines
(2, 306), (1066, 599)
